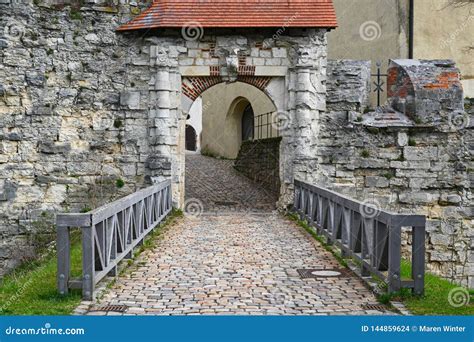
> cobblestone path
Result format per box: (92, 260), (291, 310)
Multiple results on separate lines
(185, 153), (277, 212)
(77, 154), (393, 315)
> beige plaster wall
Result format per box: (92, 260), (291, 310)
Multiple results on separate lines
(327, 0), (410, 105)
(201, 82), (277, 159)
(413, 0), (474, 96)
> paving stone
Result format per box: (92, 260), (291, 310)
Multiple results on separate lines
(79, 155), (395, 316)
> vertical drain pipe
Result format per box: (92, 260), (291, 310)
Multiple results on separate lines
(408, 0), (414, 59)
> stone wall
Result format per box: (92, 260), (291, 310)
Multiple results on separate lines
(0, 0), (330, 276)
(321, 59), (473, 287)
(234, 137), (281, 195)
(0, 0), (155, 275)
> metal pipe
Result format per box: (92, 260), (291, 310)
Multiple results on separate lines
(409, 0), (414, 58)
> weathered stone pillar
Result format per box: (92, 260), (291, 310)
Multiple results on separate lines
(147, 45), (185, 207)
(279, 29), (327, 207)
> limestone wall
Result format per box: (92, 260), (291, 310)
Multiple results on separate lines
(322, 60), (473, 287)
(0, 0), (154, 274)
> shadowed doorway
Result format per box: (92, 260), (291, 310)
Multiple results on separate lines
(185, 124), (197, 152)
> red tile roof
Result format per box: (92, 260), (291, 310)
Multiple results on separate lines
(117, 0), (337, 31)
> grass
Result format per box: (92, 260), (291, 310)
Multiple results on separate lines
(0, 209), (183, 315)
(0, 232), (83, 315)
(382, 260), (474, 315)
(288, 212), (474, 315)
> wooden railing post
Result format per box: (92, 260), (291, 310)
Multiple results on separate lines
(82, 225), (95, 301)
(412, 225), (425, 295)
(388, 224), (402, 292)
(57, 226), (70, 296)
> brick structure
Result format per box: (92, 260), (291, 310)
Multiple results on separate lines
(182, 75), (271, 102)
(0, 0), (472, 289)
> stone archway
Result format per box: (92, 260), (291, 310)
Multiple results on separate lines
(189, 81), (278, 159)
(148, 29), (328, 209)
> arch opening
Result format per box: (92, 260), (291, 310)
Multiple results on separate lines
(241, 104), (254, 142)
(183, 80), (282, 210)
(185, 125), (197, 152)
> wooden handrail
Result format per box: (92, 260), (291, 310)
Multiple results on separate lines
(294, 179), (425, 295)
(57, 180), (173, 300)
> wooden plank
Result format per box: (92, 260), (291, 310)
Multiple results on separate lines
(388, 225), (402, 292)
(294, 179), (425, 226)
(82, 226), (95, 301)
(68, 279), (83, 289)
(91, 180), (171, 224)
(56, 226), (70, 295)
(412, 225), (426, 295)
(57, 213), (91, 228)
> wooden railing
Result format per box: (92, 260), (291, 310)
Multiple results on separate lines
(294, 180), (426, 294)
(56, 180), (172, 300)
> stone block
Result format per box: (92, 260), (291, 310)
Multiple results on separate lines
(430, 233), (450, 246)
(398, 191), (439, 204)
(404, 146), (438, 161)
(120, 91), (140, 110)
(426, 220), (441, 233)
(365, 176), (389, 188)
(272, 47), (287, 58)
(38, 141), (71, 154)
(390, 160), (430, 169)
(409, 177), (438, 189)
(429, 251), (452, 262)
(0, 180), (17, 201)
(440, 193), (462, 205)
(26, 72), (46, 86)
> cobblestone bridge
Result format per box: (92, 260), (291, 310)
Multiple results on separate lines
(76, 154), (394, 315)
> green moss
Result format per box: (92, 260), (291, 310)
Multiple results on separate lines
(395, 154), (406, 162)
(69, 9), (82, 21)
(115, 179), (125, 188)
(408, 138), (417, 146)
(113, 118), (123, 129)
(366, 127), (380, 134)
(382, 172), (394, 180)
(360, 149), (370, 158)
